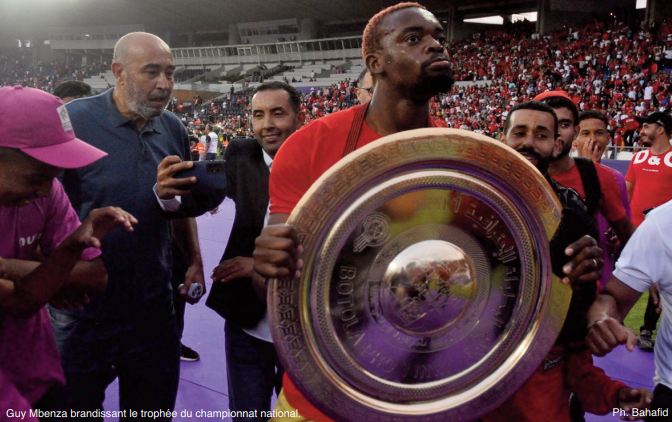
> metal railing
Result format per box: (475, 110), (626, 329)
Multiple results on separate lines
(172, 36), (363, 66)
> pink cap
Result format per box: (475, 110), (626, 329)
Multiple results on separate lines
(0, 86), (107, 169)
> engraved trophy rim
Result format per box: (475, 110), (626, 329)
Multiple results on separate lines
(269, 128), (569, 421)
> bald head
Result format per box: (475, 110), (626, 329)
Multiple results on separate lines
(113, 32), (172, 65)
(111, 32), (175, 126)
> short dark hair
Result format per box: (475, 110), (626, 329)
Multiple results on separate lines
(53, 80), (92, 100)
(504, 101), (558, 135)
(538, 96), (579, 126)
(578, 110), (608, 128)
(362, 2), (425, 58)
(252, 81), (301, 114)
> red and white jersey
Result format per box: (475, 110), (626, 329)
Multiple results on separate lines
(626, 147), (672, 227)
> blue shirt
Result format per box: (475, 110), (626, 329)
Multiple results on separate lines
(60, 89), (189, 320)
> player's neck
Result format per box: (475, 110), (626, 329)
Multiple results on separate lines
(549, 155), (574, 175)
(366, 95), (430, 136)
(650, 138), (671, 155)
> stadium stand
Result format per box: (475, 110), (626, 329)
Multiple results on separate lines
(2, 17), (671, 159)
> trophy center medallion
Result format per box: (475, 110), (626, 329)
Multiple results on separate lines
(380, 240), (476, 335)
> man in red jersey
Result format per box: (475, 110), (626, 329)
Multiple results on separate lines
(627, 111), (672, 228)
(253, 4), (602, 421)
(535, 90), (632, 253)
(253, 3), (453, 419)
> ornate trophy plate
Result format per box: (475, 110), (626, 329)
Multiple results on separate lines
(269, 128), (569, 421)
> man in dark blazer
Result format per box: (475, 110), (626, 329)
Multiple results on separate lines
(205, 81), (302, 421)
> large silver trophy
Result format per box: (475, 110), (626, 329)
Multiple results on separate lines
(269, 128), (570, 421)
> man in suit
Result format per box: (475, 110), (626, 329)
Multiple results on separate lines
(205, 81), (302, 421)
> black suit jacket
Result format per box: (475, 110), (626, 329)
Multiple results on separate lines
(205, 139), (269, 328)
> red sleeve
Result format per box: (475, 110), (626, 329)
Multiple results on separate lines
(566, 349), (626, 415)
(269, 122), (320, 215)
(597, 165), (627, 222)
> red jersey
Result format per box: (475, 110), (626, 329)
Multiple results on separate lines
(270, 105), (439, 419)
(270, 107), (381, 215)
(271, 106), (441, 215)
(626, 147), (672, 227)
(551, 162), (627, 223)
(483, 347), (625, 421)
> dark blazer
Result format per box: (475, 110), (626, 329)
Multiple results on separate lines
(205, 139), (269, 328)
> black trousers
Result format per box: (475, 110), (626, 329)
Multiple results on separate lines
(641, 294), (661, 333)
(647, 384), (672, 421)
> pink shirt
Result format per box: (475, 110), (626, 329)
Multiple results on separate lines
(0, 179), (100, 412)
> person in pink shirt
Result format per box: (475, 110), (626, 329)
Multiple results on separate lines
(0, 86), (137, 417)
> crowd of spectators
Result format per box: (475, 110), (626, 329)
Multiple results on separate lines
(174, 18), (672, 150)
(436, 18), (672, 145)
(0, 52), (107, 92)
(168, 80), (363, 142)
(3, 17), (672, 149)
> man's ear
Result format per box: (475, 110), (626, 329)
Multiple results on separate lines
(111, 62), (124, 81)
(553, 135), (563, 156)
(366, 52), (383, 77)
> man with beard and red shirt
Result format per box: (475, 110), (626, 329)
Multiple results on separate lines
(535, 92), (635, 421)
(485, 102), (649, 422)
(252, 3), (454, 419)
(252, 4), (603, 420)
(536, 91), (633, 289)
(627, 111), (672, 228)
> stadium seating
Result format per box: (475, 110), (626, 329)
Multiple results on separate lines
(3, 17), (671, 160)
